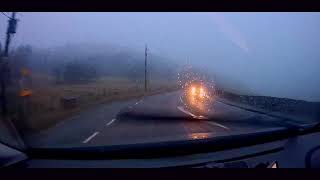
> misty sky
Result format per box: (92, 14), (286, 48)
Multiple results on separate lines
(1, 12), (320, 101)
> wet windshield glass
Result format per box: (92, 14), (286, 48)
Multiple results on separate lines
(0, 12), (319, 149)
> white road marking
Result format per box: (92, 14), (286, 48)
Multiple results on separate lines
(82, 131), (99, 144)
(106, 118), (116, 126)
(206, 121), (230, 131)
(135, 99), (143, 105)
(177, 105), (230, 131)
(177, 106), (196, 117)
(177, 106), (207, 120)
(179, 96), (184, 104)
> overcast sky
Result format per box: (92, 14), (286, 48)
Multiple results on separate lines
(1, 12), (320, 101)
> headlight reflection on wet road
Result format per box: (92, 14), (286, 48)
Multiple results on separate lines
(188, 132), (210, 140)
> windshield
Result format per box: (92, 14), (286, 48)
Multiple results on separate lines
(0, 12), (319, 150)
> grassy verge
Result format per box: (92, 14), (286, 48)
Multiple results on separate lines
(17, 74), (179, 133)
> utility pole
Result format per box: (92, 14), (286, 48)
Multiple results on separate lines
(4, 12), (17, 57)
(1, 12), (18, 116)
(144, 44), (148, 92)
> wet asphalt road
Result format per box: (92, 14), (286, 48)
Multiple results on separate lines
(26, 90), (289, 148)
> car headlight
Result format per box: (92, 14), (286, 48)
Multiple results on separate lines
(191, 86), (196, 95)
(199, 87), (205, 98)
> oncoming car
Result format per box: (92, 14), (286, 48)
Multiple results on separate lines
(188, 82), (208, 100)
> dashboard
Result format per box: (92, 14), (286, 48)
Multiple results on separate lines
(2, 131), (318, 168)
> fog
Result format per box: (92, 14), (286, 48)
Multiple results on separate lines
(1, 12), (320, 101)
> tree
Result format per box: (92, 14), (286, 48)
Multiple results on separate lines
(53, 66), (64, 83)
(63, 61), (98, 83)
(10, 45), (33, 80)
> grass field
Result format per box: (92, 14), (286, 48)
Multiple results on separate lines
(17, 73), (179, 133)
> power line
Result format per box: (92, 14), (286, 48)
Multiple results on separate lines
(1, 12), (12, 19)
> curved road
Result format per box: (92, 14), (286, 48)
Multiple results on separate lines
(26, 90), (290, 148)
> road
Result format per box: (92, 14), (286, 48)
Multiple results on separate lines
(26, 90), (291, 148)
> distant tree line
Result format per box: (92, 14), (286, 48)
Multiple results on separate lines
(17, 43), (179, 84)
(52, 61), (98, 83)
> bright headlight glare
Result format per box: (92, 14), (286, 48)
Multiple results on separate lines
(191, 86), (196, 95)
